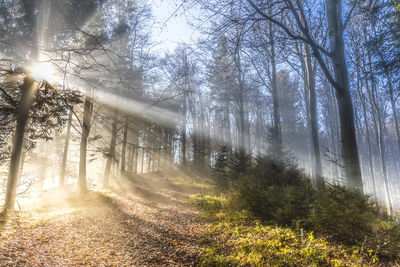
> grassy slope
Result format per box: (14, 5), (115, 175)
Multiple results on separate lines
(190, 191), (382, 266)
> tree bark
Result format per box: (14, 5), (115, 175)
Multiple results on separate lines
(326, 0), (363, 191)
(386, 70), (400, 151)
(269, 21), (282, 156)
(182, 91), (187, 165)
(358, 73), (378, 203)
(304, 43), (323, 190)
(60, 110), (72, 187)
(103, 112), (117, 188)
(3, 75), (35, 212)
(120, 120), (128, 174)
(78, 97), (92, 193)
(255, 95), (263, 156)
(141, 147), (145, 174)
(364, 34), (393, 215)
(367, 75), (392, 215)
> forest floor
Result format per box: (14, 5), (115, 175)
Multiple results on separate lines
(0, 172), (211, 266)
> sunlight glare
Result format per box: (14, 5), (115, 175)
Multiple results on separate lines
(26, 61), (57, 83)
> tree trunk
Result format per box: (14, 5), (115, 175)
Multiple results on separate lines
(3, 75), (35, 212)
(235, 43), (247, 173)
(141, 147), (145, 174)
(127, 144), (133, 172)
(368, 79), (392, 215)
(326, 0), (363, 191)
(18, 142), (27, 182)
(224, 102), (232, 154)
(78, 97), (92, 193)
(134, 138), (139, 174)
(103, 113), (118, 188)
(358, 75), (378, 203)
(269, 21), (282, 156)
(304, 43), (323, 190)
(147, 149), (152, 173)
(386, 70), (400, 151)
(364, 36), (393, 215)
(355, 50), (378, 202)
(60, 110), (72, 186)
(255, 96), (262, 156)
(132, 126), (139, 174)
(120, 120), (128, 174)
(182, 91), (187, 165)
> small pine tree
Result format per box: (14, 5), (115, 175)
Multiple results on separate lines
(213, 145), (230, 188)
(229, 150), (251, 179)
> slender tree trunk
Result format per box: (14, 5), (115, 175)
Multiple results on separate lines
(235, 45), (247, 172)
(326, 0), (363, 191)
(198, 102), (206, 165)
(386, 70), (400, 151)
(191, 95), (199, 164)
(141, 147), (145, 174)
(147, 149), (152, 173)
(18, 142), (27, 182)
(331, 86), (342, 180)
(120, 120), (128, 174)
(355, 51), (378, 202)
(78, 97), (92, 193)
(359, 83), (378, 203)
(237, 84), (245, 154)
(3, 75), (35, 212)
(224, 102), (232, 154)
(134, 146), (138, 174)
(371, 95), (392, 215)
(255, 96), (262, 156)
(377, 111), (392, 215)
(324, 102), (335, 178)
(103, 113), (117, 188)
(269, 21), (282, 156)
(60, 110), (72, 186)
(304, 44), (323, 190)
(364, 37), (393, 215)
(127, 144), (133, 172)
(302, 60), (315, 176)
(296, 42), (314, 176)
(182, 90), (187, 165)
(133, 127), (139, 174)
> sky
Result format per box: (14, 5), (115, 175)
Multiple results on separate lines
(149, 0), (199, 52)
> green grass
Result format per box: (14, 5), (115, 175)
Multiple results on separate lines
(191, 193), (380, 266)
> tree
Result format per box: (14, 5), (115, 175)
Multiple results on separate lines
(59, 110), (73, 186)
(243, 0), (363, 190)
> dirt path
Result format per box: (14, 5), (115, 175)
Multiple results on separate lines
(0, 174), (208, 266)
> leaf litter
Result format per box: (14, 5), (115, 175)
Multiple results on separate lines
(0, 173), (209, 266)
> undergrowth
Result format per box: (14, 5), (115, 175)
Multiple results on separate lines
(191, 158), (400, 266)
(192, 193), (372, 266)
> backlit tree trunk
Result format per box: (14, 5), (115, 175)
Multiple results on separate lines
(60, 110), (72, 186)
(3, 75), (35, 212)
(121, 120), (128, 174)
(78, 97), (92, 193)
(104, 112), (118, 188)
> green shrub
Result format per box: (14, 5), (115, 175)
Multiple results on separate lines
(310, 184), (379, 245)
(212, 145), (230, 190)
(237, 158), (315, 226)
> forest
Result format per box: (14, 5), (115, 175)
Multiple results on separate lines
(0, 0), (399, 266)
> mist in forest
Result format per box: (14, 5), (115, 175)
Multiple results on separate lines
(0, 0), (399, 217)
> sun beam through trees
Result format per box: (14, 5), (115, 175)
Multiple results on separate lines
(0, 0), (400, 266)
